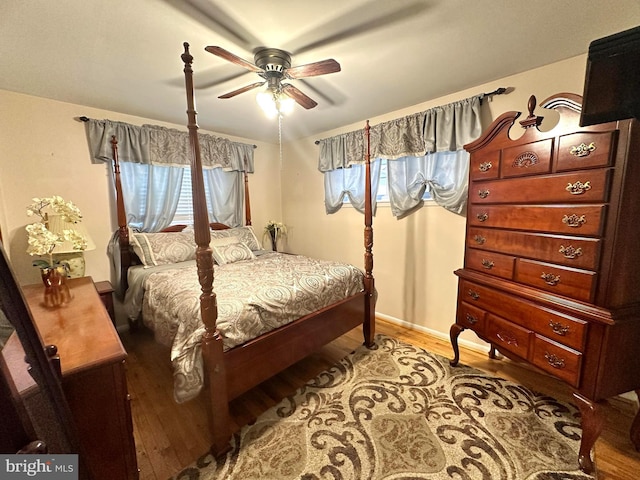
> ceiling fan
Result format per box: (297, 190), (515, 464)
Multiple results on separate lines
(205, 45), (341, 110)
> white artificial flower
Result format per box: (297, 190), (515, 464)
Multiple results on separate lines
(25, 196), (87, 269)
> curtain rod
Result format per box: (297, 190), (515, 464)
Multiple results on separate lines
(314, 87), (508, 144)
(77, 116), (257, 148)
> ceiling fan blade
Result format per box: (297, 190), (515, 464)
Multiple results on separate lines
(195, 68), (250, 90)
(164, 0), (262, 51)
(286, 0), (429, 55)
(218, 82), (265, 99)
(285, 59), (341, 79)
(281, 84), (318, 109)
(205, 46), (262, 73)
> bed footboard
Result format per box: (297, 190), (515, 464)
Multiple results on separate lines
(224, 293), (368, 400)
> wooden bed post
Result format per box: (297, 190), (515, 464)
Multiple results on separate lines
(363, 121), (376, 347)
(181, 42), (231, 456)
(111, 136), (131, 295)
(243, 155), (252, 226)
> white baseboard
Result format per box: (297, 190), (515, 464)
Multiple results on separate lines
(375, 312), (489, 354)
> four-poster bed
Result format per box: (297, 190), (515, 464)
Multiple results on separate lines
(109, 42), (376, 455)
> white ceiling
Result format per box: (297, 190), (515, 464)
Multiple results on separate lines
(2, 0), (640, 144)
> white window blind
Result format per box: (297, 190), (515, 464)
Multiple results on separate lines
(172, 167), (194, 225)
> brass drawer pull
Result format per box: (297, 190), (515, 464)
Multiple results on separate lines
(476, 212), (488, 222)
(541, 272), (561, 286)
(566, 180), (592, 195)
(478, 189), (490, 199)
(570, 142), (596, 158)
(474, 234), (486, 245)
(479, 161), (492, 172)
(496, 331), (518, 346)
(544, 352), (566, 369)
(481, 259), (494, 269)
(562, 214), (586, 228)
(468, 289), (480, 300)
(549, 320), (570, 336)
(559, 245), (583, 259)
(465, 313), (478, 325)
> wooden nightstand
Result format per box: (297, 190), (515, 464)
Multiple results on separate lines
(4, 277), (139, 479)
(94, 280), (115, 323)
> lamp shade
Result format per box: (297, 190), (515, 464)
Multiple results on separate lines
(47, 214), (96, 253)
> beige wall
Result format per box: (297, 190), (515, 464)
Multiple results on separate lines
(281, 54), (589, 349)
(0, 90), (280, 287)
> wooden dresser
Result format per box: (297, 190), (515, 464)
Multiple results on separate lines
(450, 93), (640, 474)
(3, 277), (139, 479)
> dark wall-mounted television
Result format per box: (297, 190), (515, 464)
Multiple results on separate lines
(580, 25), (640, 127)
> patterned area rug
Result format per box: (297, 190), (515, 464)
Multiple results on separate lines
(170, 335), (596, 479)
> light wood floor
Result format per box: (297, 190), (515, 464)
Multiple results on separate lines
(120, 318), (640, 480)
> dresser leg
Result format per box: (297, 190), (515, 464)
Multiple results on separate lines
(573, 392), (604, 474)
(449, 323), (464, 366)
(488, 345), (497, 359)
(631, 389), (640, 451)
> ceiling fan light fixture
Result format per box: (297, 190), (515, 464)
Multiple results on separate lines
(278, 95), (295, 115)
(256, 88), (279, 118)
(256, 87), (294, 119)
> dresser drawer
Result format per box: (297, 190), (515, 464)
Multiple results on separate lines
(457, 301), (487, 335)
(465, 248), (515, 279)
(532, 335), (583, 387)
(557, 131), (616, 171)
(469, 169), (611, 204)
(467, 228), (601, 270)
(501, 138), (553, 178)
(461, 280), (537, 332)
(515, 259), (597, 302)
(459, 279), (588, 351)
(468, 204), (606, 236)
(461, 280), (504, 312)
(470, 149), (500, 181)
(527, 307), (588, 351)
(486, 314), (531, 359)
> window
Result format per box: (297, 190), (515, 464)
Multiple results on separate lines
(376, 160), (389, 202)
(170, 167), (243, 228)
(172, 167), (194, 225)
(344, 159), (431, 204)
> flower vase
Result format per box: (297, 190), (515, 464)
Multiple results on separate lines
(41, 266), (71, 308)
(269, 230), (278, 252)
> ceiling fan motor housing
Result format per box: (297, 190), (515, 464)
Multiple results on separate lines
(254, 48), (291, 77)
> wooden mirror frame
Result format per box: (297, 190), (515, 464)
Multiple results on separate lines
(0, 242), (81, 456)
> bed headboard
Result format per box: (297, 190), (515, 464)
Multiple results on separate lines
(109, 134), (250, 293)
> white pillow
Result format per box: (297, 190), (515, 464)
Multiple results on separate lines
(130, 231), (196, 266)
(211, 241), (256, 265)
(209, 236), (239, 249)
(210, 226), (262, 251)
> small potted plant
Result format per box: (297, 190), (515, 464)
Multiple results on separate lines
(264, 220), (286, 252)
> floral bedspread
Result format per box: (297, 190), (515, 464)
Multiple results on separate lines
(137, 252), (364, 402)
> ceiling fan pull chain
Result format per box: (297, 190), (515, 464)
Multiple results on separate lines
(278, 114), (284, 170)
